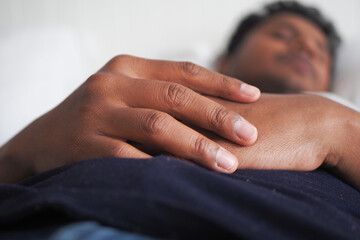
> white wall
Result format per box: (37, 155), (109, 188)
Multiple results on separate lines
(0, 0), (360, 145)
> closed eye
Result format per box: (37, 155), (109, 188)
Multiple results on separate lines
(271, 31), (294, 42)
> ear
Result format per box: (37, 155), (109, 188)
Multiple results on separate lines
(214, 53), (232, 75)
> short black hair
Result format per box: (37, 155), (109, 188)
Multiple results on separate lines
(226, 1), (341, 76)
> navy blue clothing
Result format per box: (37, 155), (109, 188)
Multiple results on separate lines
(0, 156), (359, 239)
(0, 221), (160, 240)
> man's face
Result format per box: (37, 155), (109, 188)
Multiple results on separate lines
(218, 13), (331, 93)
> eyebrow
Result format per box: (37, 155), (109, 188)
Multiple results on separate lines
(271, 20), (298, 34)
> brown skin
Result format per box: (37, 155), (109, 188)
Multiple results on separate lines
(208, 95), (360, 191)
(217, 13), (331, 93)
(0, 55), (260, 183)
(1, 13), (360, 190)
(210, 14), (359, 188)
(120, 92), (360, 190)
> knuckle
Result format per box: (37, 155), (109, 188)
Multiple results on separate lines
(163, 83), (192, 108)
(142, 111), (169, 135)
(78, 73), (115, 117)
(83, 73), (113, 98)
(192, 136), (209, 156)
(208, 106), (230, 127)
(179, 61), (201, 80)
(110, 54), (133, 65)
(85, 73), (102, 88)
(105, 54), (136, 73)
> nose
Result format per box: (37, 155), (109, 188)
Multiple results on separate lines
(291, 36), (317, 59)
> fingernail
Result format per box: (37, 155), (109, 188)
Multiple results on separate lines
(215, 147), (237, 170)
(233, 118), (257, 142)
(240, 83), (260, 98)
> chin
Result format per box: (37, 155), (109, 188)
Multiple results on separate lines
(248, 76), (299, 93)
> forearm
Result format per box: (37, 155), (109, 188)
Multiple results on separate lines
(0, 141), (30, 183)
(0, 116), (46, 183)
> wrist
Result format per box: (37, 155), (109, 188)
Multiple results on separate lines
(0, 137), (33, 183)
(325, 104), (360, 190)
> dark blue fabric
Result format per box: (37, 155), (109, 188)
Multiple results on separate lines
(47, 221), (160, 240)
(0, 221), (160, 240)
(0, 156), (359, 239)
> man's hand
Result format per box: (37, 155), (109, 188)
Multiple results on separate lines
(0, 55), (260, 183)
(207, 94), (360, 190)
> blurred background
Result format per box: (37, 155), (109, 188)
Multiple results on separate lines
(0, 0), (360, 145)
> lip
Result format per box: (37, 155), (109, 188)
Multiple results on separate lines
(288, 55), (315, 77)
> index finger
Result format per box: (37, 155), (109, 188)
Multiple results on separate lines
(101, 55), (261, 102)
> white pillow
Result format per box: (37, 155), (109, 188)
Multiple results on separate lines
(332, 37), (360, 108)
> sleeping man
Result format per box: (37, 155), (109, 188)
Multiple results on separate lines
(0, 1), (359, 239)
